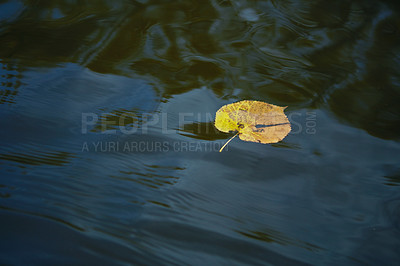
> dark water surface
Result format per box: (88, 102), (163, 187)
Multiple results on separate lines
(1, 0), (400, 265)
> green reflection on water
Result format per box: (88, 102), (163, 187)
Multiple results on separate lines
(1, 0), (399, 140)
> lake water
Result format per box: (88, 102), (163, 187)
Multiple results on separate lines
(1, 0), (400, 265)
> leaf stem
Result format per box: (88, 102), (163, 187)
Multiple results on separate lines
(219, 132), (239, 152)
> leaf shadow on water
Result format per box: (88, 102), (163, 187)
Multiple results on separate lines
(177, 121), (232, 141)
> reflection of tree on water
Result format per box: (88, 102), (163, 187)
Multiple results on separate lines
(0, 0), (399, 139)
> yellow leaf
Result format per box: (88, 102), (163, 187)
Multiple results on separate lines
(215, 100), (291, 152)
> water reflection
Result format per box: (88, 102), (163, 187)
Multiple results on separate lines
(0, 60), (21, 104)
(237, 229), (321, 252)
(1, 0), (399, 140)
(383, 166), (400, 186)
(0, 148), (73, 166)
(17, 0), (395, 139)
(111, 163), (183, 190)
(91, 108), (141, 133)
(1, 0), (400, 264)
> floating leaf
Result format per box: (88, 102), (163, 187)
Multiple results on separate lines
(215, 100), (291, 152)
